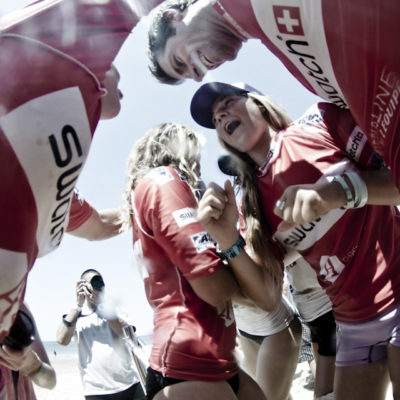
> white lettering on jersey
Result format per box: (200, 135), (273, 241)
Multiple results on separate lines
(276, 213), (345, 251)
(274, 161), (353, 251)
(190, 232), (216, 253)
(0, 87), (91, 256)
(319, 255), (344, 283)
(172, 207), (197, 228)
(346, 126), (367, 162)
(370, 68), (400, 150)
(148, 166), (174, 185)
(251, 0), (347, 108)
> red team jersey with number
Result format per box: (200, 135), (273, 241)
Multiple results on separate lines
(130, 166), (238, 381)
(213, 0), (400, 187)
(0, 0), (162, 341)
(257, 102), (400, 323)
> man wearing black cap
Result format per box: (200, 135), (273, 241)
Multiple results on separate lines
(56, 269), (145, 400)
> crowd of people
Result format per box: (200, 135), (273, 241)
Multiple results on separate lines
(0, 0), (399, 399)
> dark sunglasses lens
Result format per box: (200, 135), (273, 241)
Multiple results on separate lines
(90, 276), (104, 291)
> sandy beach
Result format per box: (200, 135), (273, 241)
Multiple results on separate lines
(33, 349), (316, 400)
(34, 347), (392, 400)
(34, 351), (83, 400)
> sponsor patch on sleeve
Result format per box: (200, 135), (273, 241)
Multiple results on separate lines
(172, 207), (197, 227)
(190, 232), (216, 253)
(148, 166), (174, 185)
(346, 126), (367, 162)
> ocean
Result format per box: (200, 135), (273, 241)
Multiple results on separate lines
(43, 341), (78, 359)
(43, 335), (152, 360)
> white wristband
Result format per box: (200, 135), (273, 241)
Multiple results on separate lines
(327, 175), (355, 209)
(343, 171), (368, 208)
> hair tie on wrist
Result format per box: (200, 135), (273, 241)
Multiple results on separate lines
(342, 171), (368, 208)
(327, 175), (355, 209)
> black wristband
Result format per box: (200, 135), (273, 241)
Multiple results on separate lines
(62, 314), (79, 327)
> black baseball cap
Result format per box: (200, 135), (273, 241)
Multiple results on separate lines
(190, 82), (263, 129)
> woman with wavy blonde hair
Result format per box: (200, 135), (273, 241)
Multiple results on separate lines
(121, 122), (267, 400)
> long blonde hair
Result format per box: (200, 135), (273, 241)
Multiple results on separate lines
(220, 93), (292, 286)
(121, 122), (203, 230)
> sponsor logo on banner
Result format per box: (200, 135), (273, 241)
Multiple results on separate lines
(172, 207), (197, 227)
(0, 87), (92, 256)
(190, 232), (216, 253)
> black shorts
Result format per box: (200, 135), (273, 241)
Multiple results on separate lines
(145, 367), (239, 400)
(307, 311), (337, 357)
(238, 329), (266, 345)
(85, 382), (145, 400)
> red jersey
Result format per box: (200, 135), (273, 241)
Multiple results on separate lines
(257, 102), (400, 323)
(0, 366), (37, 400)
(130, 166), (238, 381)
(0, 0), (162, 341)
(213, 0), (400, 187)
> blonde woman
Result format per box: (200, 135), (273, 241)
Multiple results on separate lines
(120, 123), (266, 400)
(192, 82), (400, 400)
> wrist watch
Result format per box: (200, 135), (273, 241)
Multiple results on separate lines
(216, 235), (246, 260)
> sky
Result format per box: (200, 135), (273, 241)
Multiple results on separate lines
(1, 0), (320, 341)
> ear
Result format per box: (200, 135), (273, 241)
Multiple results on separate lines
(162, 8), (184, 22)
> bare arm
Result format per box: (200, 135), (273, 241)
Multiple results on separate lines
(361, 168), (400, 205)
(274, 167), (400, 231)
(102, 313), (130, 339)
(56, 280), (88, 345)
(55, 307), (81, 346)
(197, 181), (282, 311)
(188, 264), (240, 309)
(68, 208), (123, 240)
(0, 304), (56, 389)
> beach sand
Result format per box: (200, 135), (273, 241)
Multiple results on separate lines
(33, 352), (316, 400)
(34, 353), (392, 400)
(34, 352), (83, 400)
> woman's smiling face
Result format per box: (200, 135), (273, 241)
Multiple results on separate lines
(212, 94), (269, 154)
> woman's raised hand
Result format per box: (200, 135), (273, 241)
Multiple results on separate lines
(273, 181), (347, 231)
(197, 180), (240, 249)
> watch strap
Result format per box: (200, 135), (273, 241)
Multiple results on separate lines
(216, 235), (246, 260)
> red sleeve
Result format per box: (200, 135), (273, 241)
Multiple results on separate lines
(66, 189), (93, 232)
(134, 167), (223, 281)
(316, 102), (384, 169)
(3, 0), (142, 82)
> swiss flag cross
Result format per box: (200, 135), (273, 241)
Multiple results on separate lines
(273, 6), (304, 36)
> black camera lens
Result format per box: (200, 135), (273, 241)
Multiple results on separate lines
(1, 310), (35, 350)
(90, 275), (105, 291)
